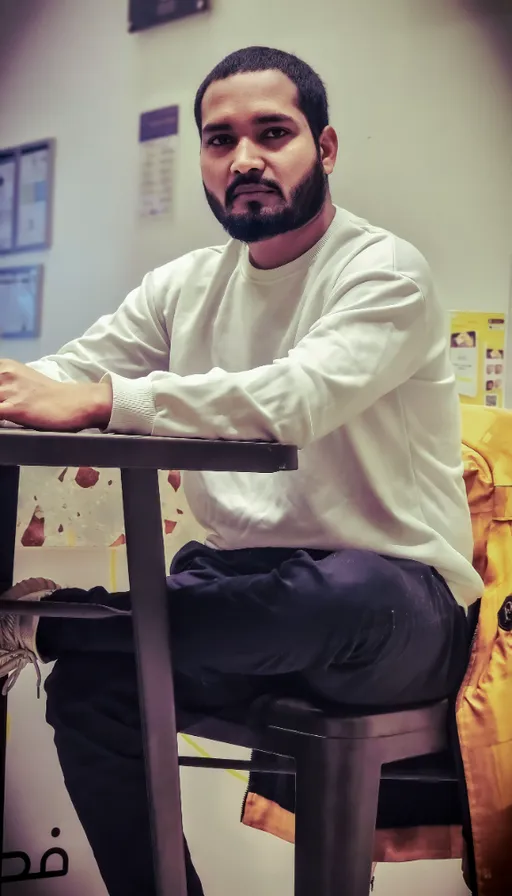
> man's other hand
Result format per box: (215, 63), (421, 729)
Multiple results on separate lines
(0, 360), (113, 431)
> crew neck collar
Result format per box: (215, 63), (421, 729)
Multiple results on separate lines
(239, 206), (343, 283)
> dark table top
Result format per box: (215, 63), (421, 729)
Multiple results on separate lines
(0, 428), (298, 473)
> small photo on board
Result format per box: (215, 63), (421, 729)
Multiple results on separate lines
(450, 331), (476, 348)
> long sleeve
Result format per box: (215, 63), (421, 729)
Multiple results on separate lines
(28, 269), (172, 384)
(106, 268), (432, 446)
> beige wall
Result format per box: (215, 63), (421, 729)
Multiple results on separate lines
(0, 0), (511, 363)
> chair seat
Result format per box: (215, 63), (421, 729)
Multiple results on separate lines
(263, 695), (450, 739)
(182, 694), (455, 783)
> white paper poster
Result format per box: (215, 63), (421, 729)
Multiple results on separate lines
(138, 105), (179, 216)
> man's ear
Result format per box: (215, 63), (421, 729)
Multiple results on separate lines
(319, 126), (338, 176)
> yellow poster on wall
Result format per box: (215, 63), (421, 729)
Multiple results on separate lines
(449, 311), (506, 407)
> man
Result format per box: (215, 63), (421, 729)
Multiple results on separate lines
(0, 47), (481, 895)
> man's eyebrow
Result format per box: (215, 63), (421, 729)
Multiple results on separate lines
(202, 114), (297, 136)
(252, 114), (297, 126)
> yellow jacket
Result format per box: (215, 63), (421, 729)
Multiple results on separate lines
(243, 404), (512, 895)
(455, 405), (512, 896)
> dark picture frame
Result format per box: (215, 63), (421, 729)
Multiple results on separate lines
(129, 0), (210, 32)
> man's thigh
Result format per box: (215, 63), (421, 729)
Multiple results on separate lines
(45, 543), (468, 725)
(170, 543), (469, 708)
(296, 552), (469, 707)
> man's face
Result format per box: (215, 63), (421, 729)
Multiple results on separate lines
(200, 70), (329, 243)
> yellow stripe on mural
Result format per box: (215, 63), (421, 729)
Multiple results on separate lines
(109, 548), (117, 593)
(179, 733), (248, 784)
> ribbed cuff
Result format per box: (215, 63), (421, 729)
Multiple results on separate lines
(101, 372), (156, 435)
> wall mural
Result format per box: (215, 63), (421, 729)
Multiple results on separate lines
(16, 465), (198, 551)
(2, 832), (68, 885)
(3, 465), (208, 893)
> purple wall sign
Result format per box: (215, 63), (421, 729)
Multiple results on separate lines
(139, 106), (179, 143)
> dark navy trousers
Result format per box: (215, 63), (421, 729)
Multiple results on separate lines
(37, 542), (469, 895)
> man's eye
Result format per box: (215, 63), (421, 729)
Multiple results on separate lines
(207, 135), (233, 147)
(263, 128), (289, 140)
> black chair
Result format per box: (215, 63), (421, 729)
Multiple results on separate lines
(179, 604), (479, 896)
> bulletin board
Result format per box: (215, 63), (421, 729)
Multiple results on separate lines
(0, 139), (55, 255)
(450, 311), (506, 408)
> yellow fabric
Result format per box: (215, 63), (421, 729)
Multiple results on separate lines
(243, 405), (512, 894)
(456, 405), (512, 896)
(243, 792), (464, 861)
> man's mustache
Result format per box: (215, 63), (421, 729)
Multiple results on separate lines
(225, 175), (283, 207)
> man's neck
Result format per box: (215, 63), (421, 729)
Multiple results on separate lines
(248, 200), (336, 270)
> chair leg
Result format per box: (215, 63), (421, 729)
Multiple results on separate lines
(293, 736), (381, 896)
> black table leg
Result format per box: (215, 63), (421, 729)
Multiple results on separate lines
(0, 465), (19, 896)
(120, 468), (187, 896)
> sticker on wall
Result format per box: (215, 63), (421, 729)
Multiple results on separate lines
(138, 105), (179, 217)
(129, 0), (210, 32)
(450, 311), (506, 407)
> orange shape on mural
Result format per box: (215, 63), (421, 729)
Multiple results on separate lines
(75, 467), (100, 488)
(167, 470), (181, 491)
(21, 506), (45, 547)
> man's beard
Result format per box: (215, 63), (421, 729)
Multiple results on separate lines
(203, 156), (328, 243)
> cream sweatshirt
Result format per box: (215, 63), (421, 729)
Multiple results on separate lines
(30, 207), (483, 606)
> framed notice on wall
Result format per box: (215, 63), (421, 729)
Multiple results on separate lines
(0, 265), (43, 338)
(129, 0), (209, 32)
(0, 139), (55, 256)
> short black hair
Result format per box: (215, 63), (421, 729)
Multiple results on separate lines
(194, 46), (329, 145)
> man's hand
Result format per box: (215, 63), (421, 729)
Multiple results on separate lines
(0, 360), (113, 431)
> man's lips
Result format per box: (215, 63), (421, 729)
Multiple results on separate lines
(233, 185), (278, 197)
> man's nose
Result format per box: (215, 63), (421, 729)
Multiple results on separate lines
(230, 139), (265, 175)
